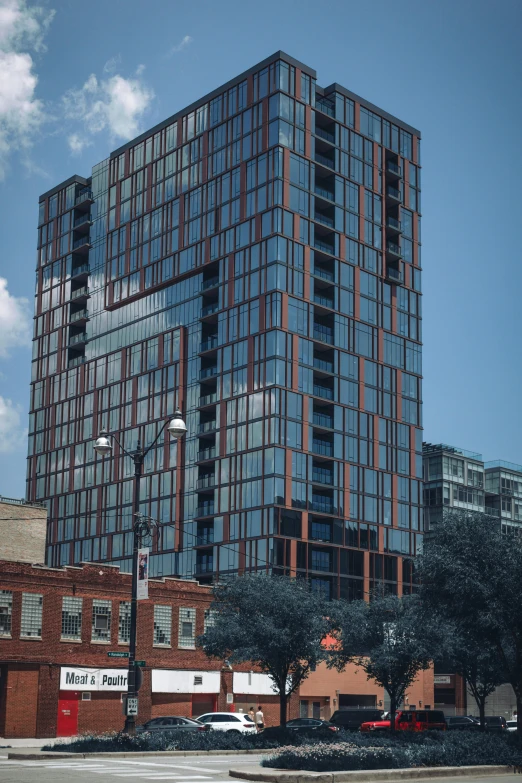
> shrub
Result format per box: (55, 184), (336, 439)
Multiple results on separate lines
(262, 731), (522, 772)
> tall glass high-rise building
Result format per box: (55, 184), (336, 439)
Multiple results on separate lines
(28, 52), (423, 597)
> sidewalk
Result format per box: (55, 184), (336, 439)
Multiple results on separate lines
(0, 737), (73, 749)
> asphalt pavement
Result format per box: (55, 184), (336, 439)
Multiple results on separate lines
(0, 752), (266, 783)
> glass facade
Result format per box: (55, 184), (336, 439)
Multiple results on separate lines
(28, 52), (423, 597)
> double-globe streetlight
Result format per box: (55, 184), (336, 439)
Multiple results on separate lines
(94, 411), (187, 734)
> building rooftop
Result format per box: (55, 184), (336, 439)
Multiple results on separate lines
(485, 460), (522, 475)
(422, 443), (483, 461)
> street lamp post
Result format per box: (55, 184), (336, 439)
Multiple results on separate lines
(94, 411), (187, 734)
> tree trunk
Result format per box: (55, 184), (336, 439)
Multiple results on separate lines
(279, 690), (288, 727)
(389, 695), (396, 733)
(478, 697), (486, 731)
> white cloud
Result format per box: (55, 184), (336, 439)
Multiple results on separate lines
(169, 35), (193, 55)
(63, 71), (154, 143)
(0, 276), (31, 357)
(67, 132), (90, 155)
(103, 54), (121, 74)
(0, 0), (54, 178)
(0, 395), (27, 453)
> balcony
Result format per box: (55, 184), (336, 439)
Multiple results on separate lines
(198, 392), (218, 407)
(314, 185), (335, 202)
(313, 266), (334, 282)
(313, 324), (334, 344)
(200, 366), (218, 380)
(198, 420), (217, 434)
(386, 241), (402, 259)
(310, 497), (334, 515)
(316, 98), (335, 117)
(386, 216), (402, 234)
(74, 212), (92, 228)
(197, 447), (216, 462)
(68, 355), (85, 368)
(314, 212), (335, 229)
(71, 263), (89, 280)
(202, 276), (219, 291)
(196, 533), (214, 546)
(194, 561), (214, 575)
(314, 357), (334, 373)
(201, 302), (219, 317)
(313, 384), (334, 401)
(313, 412), (333, 429)
(312, 439), (333, 457)
(200, 336), (218, 352)
(314, 237), (335, 255)
(70, 309), (89, 323)
(197, 475), (216, 490)
(71, 286), (89, 301)
(386, 185), (401, 203)
(69, 332), (87, 346)
(75, 189), (93, 207)
(312, 468), (334, 486)
(313, 293), (334, 309)
(315, 152), (335, 170)
(315, 126), (335, 144)
(72, 236), (91, 253)
(386, 160), (402, 178)
(195, 502), (215, 518)
(386, 266), (403, 285)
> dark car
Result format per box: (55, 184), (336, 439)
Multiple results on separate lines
(446, 716), (480, 731)
(485, 716), (507, 731)
(262, 719), (339, 739)
(137, 716), (210, 734)
(330, 708), (384, 732)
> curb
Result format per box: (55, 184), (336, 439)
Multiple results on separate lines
(7, 749), (273, 760)
(228, 765), (516, 783)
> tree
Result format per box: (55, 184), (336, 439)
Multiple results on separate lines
(418, 510), (522, 731)
(198, 574), (332, 726)
(448, 630), (505, 729)
(329, 594), (435, 731)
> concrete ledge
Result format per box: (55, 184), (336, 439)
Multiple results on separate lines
(228, 764), (516, 783)
(7, 748), (272, 760)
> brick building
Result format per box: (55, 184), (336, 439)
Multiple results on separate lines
(0, 561), (287, 738)
(0, 497), (47, 564)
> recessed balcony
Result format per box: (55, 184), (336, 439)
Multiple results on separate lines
(386, 185), (401, 204)
(386, 160), (402, 179)
(386, 265), (403, 285)
(386, 241), (402, 260)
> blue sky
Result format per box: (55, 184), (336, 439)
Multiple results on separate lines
(0, 0), (521, 497)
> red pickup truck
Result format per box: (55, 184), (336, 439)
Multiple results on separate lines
(360, 709), (446, 732)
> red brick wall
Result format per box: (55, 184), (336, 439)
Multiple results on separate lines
(5, 665), (39, 738)
(78, 692), (125, 734)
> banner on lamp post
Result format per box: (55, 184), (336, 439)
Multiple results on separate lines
(137, 548), (149, 600)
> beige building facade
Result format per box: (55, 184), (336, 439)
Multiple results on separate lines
(0, 497), (47, 564)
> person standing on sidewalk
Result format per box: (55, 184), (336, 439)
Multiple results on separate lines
(255, 705), (264, 731)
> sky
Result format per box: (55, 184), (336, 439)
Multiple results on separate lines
(0, 0), (521, 498)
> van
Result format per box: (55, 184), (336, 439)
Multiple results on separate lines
(360, 709), (446, 732)
(330, 709), (385, 731)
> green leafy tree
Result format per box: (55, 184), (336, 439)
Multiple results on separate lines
(330, 594), (436, 731)
(198, 574), (332, 726)
(449, 631), (505, 729)
(418, 510), (522, 731)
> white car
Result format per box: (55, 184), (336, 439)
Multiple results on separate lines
(197, 712), (257, 734)
(507, 720), (518, 733)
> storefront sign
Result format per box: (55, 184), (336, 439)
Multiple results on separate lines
(60, 667), (128, 691)
(434, 675), (451, 684)
(137, 548), (149, 600)
(151, 669), (220, 693)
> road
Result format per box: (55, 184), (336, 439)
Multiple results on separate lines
(0, 753), (265, 783)
(0, 755), (520, 783)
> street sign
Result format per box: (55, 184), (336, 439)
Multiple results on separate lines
(108, 652), (129, 658)
(124, 696), (138, 716)
(134, 661), (146, 667)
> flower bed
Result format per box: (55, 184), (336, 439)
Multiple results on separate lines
(262, 732), (522, 772)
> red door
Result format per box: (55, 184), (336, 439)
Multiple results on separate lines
(57, 692), (79, 737)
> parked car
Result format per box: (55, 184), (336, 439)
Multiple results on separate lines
(484, 716), (507, 731)
(506, 720), (518, 733)
(360, 709), (447, 732)
(329, 708), (385, 732)
(196, 712), (257, 734)
(137, 716), (210, 734)
(446, 716), (480, 731)
(262, 718), (340, 737)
